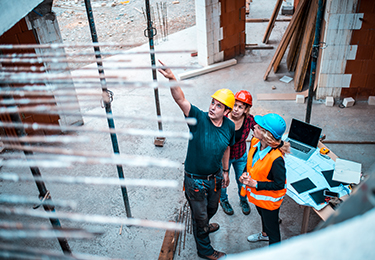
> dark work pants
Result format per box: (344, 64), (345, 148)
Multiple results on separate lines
(256, 206), (281, 245)
(184, 174), (222, 256)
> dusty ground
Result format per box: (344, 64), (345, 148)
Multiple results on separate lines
(53, 0), (195, 67)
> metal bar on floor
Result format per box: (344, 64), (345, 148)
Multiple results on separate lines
(84, 0), (132, 218)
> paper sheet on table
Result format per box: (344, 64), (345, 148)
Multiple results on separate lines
(285, 149), (349, 210)
(333, 158), (361, 184)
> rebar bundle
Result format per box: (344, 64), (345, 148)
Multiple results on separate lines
(0, 39), (195, 260)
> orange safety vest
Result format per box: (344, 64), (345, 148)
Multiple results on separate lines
(246, 138), (286, 210)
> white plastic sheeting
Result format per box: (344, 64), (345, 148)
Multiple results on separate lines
(0, 0), (43, 36)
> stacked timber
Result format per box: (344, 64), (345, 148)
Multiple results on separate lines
(264, 0), (322, 92)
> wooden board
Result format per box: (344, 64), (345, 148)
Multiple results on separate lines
(246, 18), (292, 23)
(294, 0), (319, 91)
(263, 0), (309, 80)
(245, 44), (274, 50)
(179, 59), (237, 80)
(158, 222), (179, 260)
(272, 0), (310, 73)
(286, 2), (310, 71)
(262, 0), (283, 44)
(257, 89), (308, 100)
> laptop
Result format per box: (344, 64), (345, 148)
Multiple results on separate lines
(286, 118), (322, 160)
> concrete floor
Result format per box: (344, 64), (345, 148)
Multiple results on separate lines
(1, 0), (375, 259)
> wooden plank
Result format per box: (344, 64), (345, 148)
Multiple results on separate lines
(158, 222), (180, 260)
(246, 18), (292, 23)
(263, 0), (309, 80)
(262, 0), (283, 44)
(272, 0), (310, 73)
(257, 89), (308, 100)
(178, 59), (237, 80)
(286, 1), (310, 71)
(294, 0), (319, 91)
(245, 44), (274, 50)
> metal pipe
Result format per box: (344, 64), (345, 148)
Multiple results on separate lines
(0, 228), (103, 240)
(305, 0), (325, 123)
(0, 42), (196, 51)
(0, 173), (179, 188)
(0, 206), (184, 231)
(145, 0), (164, 136)
(0, 243), (118, 260)
(0, 194), (77, 209)
(0, 121), (192, 139)
(1, 64), (198, 72)
(0, 80), (191, 89)
(84, 0), (132, 218)
(304, 0), (325, 231)
(5, 105), (72, 255)
(0, 110), (196, 125)
(1, 146), (181, 168)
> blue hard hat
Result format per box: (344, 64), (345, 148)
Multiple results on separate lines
(254, 113), (286, 140)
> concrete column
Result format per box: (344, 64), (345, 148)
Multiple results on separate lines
(195, 0), (223, 66)
(26, 1), (84, 127)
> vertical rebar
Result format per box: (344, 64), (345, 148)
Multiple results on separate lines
(305, 0), (325, 124)
(164, 2), (168, 39)
(156, 3), (163, 41)
(162, 2), (167, 40)
(84, 0), (132, 218)
(5, 97), (72, 255)
(145, 0), (163, 133)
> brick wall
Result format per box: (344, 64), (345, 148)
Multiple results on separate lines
(0, 18), (60, 136)
(220, 0), (246, 60)
(343, 0), (375, 99)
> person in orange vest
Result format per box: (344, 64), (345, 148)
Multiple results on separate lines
(158, 60), (235, 260)
(220, 90), (255, 216)
(239, 113), (290, 245)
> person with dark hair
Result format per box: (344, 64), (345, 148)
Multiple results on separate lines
(220, 90), (255, 216)
(240, 113), (290, 245)
(158, 60), (235, 260)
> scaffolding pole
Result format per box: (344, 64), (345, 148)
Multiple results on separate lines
(4, 97), (72, 255)
(84, 0), (132, 218)
(145, 0), (166, 147)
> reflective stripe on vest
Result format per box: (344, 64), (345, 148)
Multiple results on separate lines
(246, 187), (285, 202)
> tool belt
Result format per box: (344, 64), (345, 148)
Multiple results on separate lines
(184, 168), (221, 180)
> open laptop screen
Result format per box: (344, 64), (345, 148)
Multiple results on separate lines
(288, 118), (322, 148)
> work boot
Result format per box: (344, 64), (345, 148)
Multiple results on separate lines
(198, 250), (226, 259)
(220, 200), (234, 215)
(208, 223), (220, 233)
(240, 200), (251, 215)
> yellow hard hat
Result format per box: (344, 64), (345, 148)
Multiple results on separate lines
(211, 89), (235, 109)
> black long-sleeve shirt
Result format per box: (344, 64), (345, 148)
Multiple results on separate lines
(243, 148), (286, 191)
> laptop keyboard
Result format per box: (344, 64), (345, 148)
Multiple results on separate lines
(289, 140), (311, 153)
